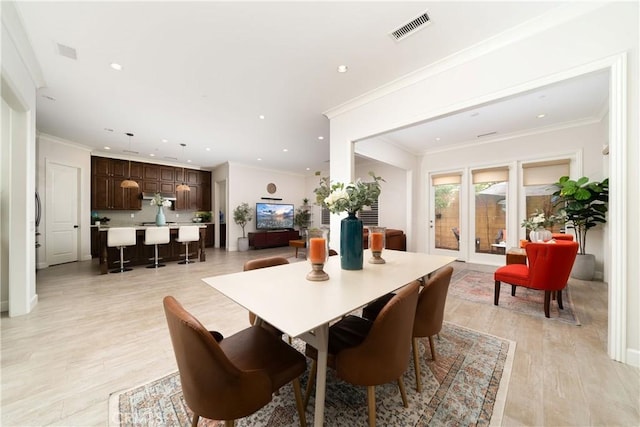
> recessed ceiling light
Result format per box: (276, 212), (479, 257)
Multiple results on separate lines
(435, 137), (441, 141)
(306, 167), (310, 171)
(187, 160), (192, 163)
(337, 65), (348, 73)
(149, 153), (155, 157)
(259, 115), (265, 120)
(104, 146), (111, 150)
(318, 136), (324, 140)
(161, 139), (168, 143)
(110, 63), (123, 71)
(283, 148), (288, 152)
(205, 147), (211, 151)
(257, 158), (262, 161)
(537, 113), (546, 118)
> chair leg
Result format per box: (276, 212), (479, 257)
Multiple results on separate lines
(397, 378), (408, 408)
(110, 246), (132, 273)
(494, 281), (501, 305)
(544, 290), (551, 318)
(367, 385), (376, 427)
(191, 413), (199, 427)
(511, 285), (516, 296)
(557, 289), (564, 310)
(303, 359), (317, 410)
(224, 420), (234, 427)
(292, 378), (307, 427)
(428, 335), (437, 361)
(412, 337), (422, 392)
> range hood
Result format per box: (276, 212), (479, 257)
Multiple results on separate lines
(141, 192), (177, 201)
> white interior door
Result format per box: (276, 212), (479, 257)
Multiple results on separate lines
(46, 162), (78, 265)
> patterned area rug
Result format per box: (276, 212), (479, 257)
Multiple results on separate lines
(450, 269), (581, 325)
(109, 322), (514, 427)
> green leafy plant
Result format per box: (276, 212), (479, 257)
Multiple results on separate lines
(233, 202), (253, 238)
(294, 201), (311, 229)
(314, 172), (384, 215)
(552, 176), (608, 255)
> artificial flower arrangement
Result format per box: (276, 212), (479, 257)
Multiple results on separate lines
(314, 172), (384, 215)
(521, 209), (565, 231)
(150, 193), (172, 207)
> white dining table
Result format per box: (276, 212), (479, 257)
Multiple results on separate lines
(202, 249), (456, 426)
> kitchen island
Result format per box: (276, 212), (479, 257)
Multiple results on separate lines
(97, 225), (207, 274)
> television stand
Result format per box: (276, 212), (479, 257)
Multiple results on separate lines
(248, 230), (300, 249)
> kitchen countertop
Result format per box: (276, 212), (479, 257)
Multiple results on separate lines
(94, 223), (209, 230)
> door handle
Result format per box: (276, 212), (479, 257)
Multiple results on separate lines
(74, 225), (79, 228)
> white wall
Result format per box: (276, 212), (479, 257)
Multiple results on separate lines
(227, 162), (307, 251)
(37, 134), (92, 266)
(327, 3), (639, 363)
(1, 1), (41, 315)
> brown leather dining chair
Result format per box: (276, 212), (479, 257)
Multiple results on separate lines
(243, 256), (289, 335)
(362, 266), (454, 392)
(163, 296), (307, 427)
(304, 280), (420, 427)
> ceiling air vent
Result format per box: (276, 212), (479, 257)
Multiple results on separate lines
(477, 131), (498, 138)
(56, 42), (77, 60)
(389, 11), (431, 42)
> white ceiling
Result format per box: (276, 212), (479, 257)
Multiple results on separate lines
(14, 1), (606, 175)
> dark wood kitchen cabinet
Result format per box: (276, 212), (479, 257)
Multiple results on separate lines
(91, 157), (141, 210)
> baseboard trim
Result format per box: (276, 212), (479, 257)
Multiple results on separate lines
(1, 300), (8, 313)
(625, 348), (640, 368)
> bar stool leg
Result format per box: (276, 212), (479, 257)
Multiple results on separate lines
(111, 246), (132, 273)
(178, 242), (194, 264)
(147, 244), (166, 268)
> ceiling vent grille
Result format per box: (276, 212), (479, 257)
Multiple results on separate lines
(56, 42), (77, 60)
(477, 131), (498, 138)
(390, 11), (431, 42)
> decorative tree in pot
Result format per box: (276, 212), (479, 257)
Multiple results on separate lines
(553, 176), (608, 280)
(233, 202), (253, 252)
(294, 198), (311, 234)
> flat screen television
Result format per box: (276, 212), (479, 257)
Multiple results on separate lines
(255, 203), (295, 230)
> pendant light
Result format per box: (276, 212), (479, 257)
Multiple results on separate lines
(121, 132), (139, 189)
(176, 143), (191, 192)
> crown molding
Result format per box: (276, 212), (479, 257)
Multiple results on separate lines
(37, 132), (92, 152)
(1, 1), (46, 88)
(324, 2), (607, 120)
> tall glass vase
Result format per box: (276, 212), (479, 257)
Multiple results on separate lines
(340, 212), (363, 270)
(156, 205), (166, 226)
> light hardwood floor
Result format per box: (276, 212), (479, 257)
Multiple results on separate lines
(1, 247), (638, 426)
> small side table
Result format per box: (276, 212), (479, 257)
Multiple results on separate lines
(289, 239), (306, 258)
(506, 247), (527, 265)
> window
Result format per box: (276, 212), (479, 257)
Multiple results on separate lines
(472, 167), (508, 255)
(522, 160), (570, 233)
(358, 200), (379, 226)
(432, 173), (461, 250)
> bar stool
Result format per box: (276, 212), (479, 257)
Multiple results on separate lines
(144, 227), (170, 268)
(107, 227), (137, 273)
(176, 226), (200, 264)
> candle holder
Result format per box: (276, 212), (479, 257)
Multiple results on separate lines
(306, 228), (329, 281)
(368, 226), (386, 264)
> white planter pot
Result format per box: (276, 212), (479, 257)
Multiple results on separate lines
(571, 253), (596, 281)
(238, 237), (249, 252)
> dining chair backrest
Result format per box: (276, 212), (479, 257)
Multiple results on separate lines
(243, 256), (289, 271)
(163, 296), (272, 421)
(335, 280), (419, 386)
(144, 227), (170, 245)
(413, 266), (453, 338)
(177, 226), (200, 242)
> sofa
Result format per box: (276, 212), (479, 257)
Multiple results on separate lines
(362, 228), (407, 251)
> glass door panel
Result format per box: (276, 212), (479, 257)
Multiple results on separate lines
(434, 183), (460, 251)
(474, 181), (507, 256)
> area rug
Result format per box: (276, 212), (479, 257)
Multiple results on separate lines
(450, 269), (581, 326)
(109, 322), (514, 426)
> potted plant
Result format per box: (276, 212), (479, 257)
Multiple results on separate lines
(294, 199), (311, 233)
(233, 202), (253, 251)
(553, 176), (609, 280)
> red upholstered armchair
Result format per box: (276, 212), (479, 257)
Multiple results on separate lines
(494, 241), (579, 318)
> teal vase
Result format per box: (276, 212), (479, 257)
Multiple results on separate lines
(156, 206), (166, 226)
(340, 212), (363, 270)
